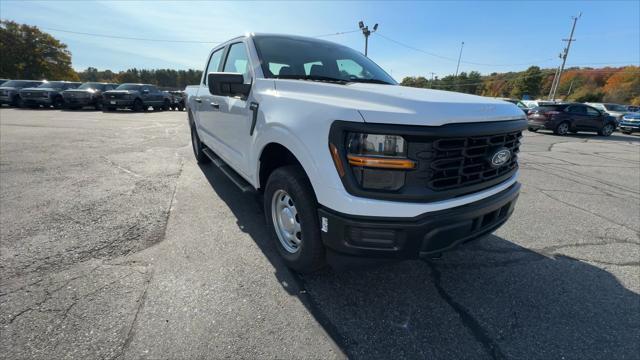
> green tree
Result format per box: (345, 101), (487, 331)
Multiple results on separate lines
(0, 20), (77, 80)
(510, 66), (542, 99)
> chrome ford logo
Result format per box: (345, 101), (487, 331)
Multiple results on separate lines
(490, 148), (511, 168)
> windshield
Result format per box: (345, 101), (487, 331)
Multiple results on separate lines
(38, 81), (66, 89)
(253, 35), (396, 85)
(78, 83), (105, 90)
(3, 80), (36, 88)
(116, 84), (142, 90)
(604, 104), (627, 112)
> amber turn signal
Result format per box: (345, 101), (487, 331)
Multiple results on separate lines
(347, 155), (416, 170)
(329, 143), (346, 177)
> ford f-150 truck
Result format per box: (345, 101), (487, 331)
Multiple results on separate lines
(19, 81), (82, 108)
(185, 34), (526, 273)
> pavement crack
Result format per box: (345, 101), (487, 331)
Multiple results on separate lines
(427, 262), (506, 360)
(111, 269), (154, 360)
(100, 156), (144, 179)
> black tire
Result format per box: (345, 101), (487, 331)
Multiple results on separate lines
(103, 107), (116, 112)
(190, 121), (210, 164)
(178, 105), (184, 111)
(622, 131), (632, 135)
(264, 166), (326, 273)
(53, 96), (64, 109)
(162, 99), (170, 111)
(554, 121), (570, 136)
(527, 127), (538, 132)
(12, 95), (23, 108)
(598, 123), (615, 137)
(132, 99), (144, 112)
(94, 102), (103, 111)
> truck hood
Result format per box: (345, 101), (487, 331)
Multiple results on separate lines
(20, 87), (58, 92)
(272, 80), (525, 126)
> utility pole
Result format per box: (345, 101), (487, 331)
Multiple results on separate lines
(429, 72), (436, 88)
(454, 41), (464, 90)
(358, 21), (378, 57)
(454, 41), (464, 78)
(549, 12), (581, 101)
(548, 65), (561, 99)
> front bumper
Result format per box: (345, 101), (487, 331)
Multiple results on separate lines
(0, 95), (13, 104)
(23, 97), (52, 106)
(104, 99), (135, 107)
(527, 119), (557, 130)
(64, 97), (97, 107)
(318, 182), (520, 259)
(619, 121), (640, 133)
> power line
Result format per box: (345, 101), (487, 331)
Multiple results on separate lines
(374, 31), (556, 67)
(39, 25), (359, 43)
(39, 26), (222, 44)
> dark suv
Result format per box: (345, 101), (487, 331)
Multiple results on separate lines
(102, 83), (171, 112)
(19, 81), (82, 109)
(62, 82), (119, 110)
(527, 103), (617, 136)
(0, 80), (45, 107)
(168, 90), (185, 111)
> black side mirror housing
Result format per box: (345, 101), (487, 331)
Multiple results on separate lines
(208, 72), (251, 99)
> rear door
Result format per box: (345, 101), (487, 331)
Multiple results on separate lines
(195, 46), (226, 149)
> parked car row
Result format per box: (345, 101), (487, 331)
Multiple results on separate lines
(526, 103), (624, 136)
(0, 79), (186, 112)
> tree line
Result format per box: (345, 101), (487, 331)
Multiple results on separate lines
(0, 20), (202, 89)
(1, 19), (638, 102)
(401, 65), (640, 105)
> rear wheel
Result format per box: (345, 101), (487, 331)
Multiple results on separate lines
(598, 123), (614, 137)
(264, 166), (326, 273)
(190, 122), (210, 164)
(554, 121), (570, 136)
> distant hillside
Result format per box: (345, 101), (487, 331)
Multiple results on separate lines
(401, 66), (640, 105)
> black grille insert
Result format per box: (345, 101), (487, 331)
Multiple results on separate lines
(426, 131), (521, 191)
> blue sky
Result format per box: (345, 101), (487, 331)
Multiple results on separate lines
(1, 0), (638, 80)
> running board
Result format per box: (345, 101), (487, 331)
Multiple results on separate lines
(202, 148), (255, 193)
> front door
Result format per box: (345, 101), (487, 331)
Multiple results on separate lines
(585, 106), (606, 130)
(195, 47), (226, 151)
(214, 41), (255, 177)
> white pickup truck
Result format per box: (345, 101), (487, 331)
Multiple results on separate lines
(185, 34), (526, 273)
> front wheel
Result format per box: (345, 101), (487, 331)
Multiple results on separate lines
(598, 123), (614, 137)
(264, 166), (326, 273)
(53, 96), (64, 109)
(132, 99), (143, 112)
(162, 100), (170, 111)
(13, 95), (23, 108)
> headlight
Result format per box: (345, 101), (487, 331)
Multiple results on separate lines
(333, 132), (415, 191)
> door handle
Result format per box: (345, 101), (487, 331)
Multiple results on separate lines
(194, 98), (202, 103)
(210, 102), (220, 109)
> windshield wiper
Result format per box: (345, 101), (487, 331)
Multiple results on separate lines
(276, 75), (348, 84)
(347, 78), (394, 85)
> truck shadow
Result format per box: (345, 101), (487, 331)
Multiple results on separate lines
(198, 163), (639, 360)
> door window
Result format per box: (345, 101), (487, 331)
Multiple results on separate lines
(223, 43), (251, 83)
(586, 107), (601, 116)
(204, 48), (224, 85)
(568, 105), (586, 114)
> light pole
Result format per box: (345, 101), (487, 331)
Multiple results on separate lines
(358, 21), (378, 57)
(454, 41), (465, 78)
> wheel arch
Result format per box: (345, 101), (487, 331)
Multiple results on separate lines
(258, 142), (316, 197)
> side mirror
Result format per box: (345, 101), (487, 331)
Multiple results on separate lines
(208, 72), (251, 99)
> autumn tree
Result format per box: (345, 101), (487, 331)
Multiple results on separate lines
(603, 66), (640, 104)
(0, 20), (78, 80)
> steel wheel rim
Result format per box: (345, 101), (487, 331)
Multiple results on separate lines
(271, 189), (302, 253)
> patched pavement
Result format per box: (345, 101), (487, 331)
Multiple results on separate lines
(1, 108), (638, 359)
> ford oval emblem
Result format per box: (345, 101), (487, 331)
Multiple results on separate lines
(490, 148), (511, 168)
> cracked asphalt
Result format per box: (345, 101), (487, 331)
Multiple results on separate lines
(1, 108), (638, 359)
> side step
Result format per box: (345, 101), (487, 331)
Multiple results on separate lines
(202, 148), (255, 193)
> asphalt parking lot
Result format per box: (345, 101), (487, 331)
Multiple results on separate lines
(1, 108), (638, 360)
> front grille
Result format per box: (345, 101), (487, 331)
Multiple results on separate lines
(107, 93), (126, 99)
(420, 131), (521, 191)
(22, 91), (47, 99)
